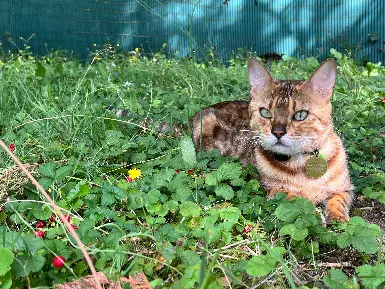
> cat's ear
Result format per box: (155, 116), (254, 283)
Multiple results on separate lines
(248, 58), (273, 89)
(298, 59), (337, 100)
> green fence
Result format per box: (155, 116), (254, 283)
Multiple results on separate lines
(0, 0), (384, 62)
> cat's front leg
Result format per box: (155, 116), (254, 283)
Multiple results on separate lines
(267, 189), (301, 200)
(283, 191), (300, 200)
(325, 192), (352, 223)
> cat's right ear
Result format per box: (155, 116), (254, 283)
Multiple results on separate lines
(248, 58), (273, 89)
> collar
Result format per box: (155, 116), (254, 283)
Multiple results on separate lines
(271, 152), (291, 162)
(270, 149), (319, 162)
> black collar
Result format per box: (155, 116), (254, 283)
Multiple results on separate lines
(270, 149), (319, 162)
(271, 152), (291, 162)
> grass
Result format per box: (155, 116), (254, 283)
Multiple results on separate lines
(0, 45), (384, 288)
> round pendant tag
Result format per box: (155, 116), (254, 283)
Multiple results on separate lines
(305, 155), (328, 178)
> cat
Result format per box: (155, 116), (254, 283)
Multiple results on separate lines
(191, 58), (354, 222)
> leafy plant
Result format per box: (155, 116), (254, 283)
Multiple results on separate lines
(0, 46), (384, 288)
(0, 247), (13, 289)
(323, 269), (359, 289)
(337, 217), (381, 254)
(246, 246), (286, 277)
(356, 264), (385, 289)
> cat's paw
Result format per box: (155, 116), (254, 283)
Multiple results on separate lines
(326, 212), (350, 223)
(285, 191), (299, 200)
(325, 192), (352, 223)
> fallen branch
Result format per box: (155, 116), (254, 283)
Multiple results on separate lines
(318, 262), (353, 268)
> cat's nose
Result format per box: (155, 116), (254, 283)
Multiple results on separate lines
(272, 124), (286, 139)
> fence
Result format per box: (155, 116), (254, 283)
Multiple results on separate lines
(0, 0), (384, 62)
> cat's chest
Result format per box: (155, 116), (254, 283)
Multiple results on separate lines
(256, 151), (335, 203)
(286, 153), (307, 166)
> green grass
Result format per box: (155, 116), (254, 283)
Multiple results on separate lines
(0, 46), (384, 288)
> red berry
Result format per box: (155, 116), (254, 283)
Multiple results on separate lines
(243, 224), (253, 234)
(381, 97), (385, 103)
(36, 221), (45, 228)
(63, 214), (71, 223)
(9, 143), (15, 152)
(126, 176), (133, 182)
(35, 230), (45, 238)
(49, 214), (56, 222)
(175, 169), (180, 174)
(187, 169), (194, 175)
(53, 256), (66, 268)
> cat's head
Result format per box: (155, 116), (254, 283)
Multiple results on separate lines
(248, 58), (337, 156)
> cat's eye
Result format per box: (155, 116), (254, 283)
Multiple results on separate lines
(259, 108), (272, 119)
(293, 110), (308, 121)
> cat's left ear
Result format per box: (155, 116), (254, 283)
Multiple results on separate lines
(298, 59), (337, 101)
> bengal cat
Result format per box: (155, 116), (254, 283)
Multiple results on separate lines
(191, 58), (354, 222)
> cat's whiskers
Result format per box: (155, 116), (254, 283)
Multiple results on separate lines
(250, 135), (263, 139)
(288, 136), (316, 139)
(248, 136), (263, 145)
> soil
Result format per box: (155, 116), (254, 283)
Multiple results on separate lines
(352, 194), (385, 230)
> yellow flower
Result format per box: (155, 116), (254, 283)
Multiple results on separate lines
(93, 43), (97, 47)
(135, 47), (139, 52)
(128, 168), (142, 180)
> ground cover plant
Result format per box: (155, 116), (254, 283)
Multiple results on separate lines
(0, 45), (384, 288)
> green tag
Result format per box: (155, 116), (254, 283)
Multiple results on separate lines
(319, 153), (327, 160)
(305, 155), (328, 178)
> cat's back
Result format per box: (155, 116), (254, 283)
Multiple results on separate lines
(190, 100), (254, 162)
(190, 100), (250, 130)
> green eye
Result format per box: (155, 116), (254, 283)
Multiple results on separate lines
(293, 110), (308, 121)
(260, 108), (272, 119)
